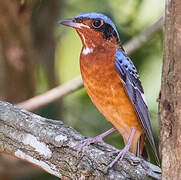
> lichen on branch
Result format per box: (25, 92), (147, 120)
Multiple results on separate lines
(0, 101), (161, 179)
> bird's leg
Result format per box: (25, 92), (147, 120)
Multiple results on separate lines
(108, 127), (136, 169)
(77, 128), (116, 151)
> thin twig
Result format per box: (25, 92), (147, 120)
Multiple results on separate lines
(17, 76), (83, 111)
(124, 17), (163, 54)
(18, 17), (163, 111)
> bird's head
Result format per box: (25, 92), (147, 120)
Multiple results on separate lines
(59, 12), (120, 49)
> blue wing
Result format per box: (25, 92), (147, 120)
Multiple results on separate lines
(115, 49), (158, 160)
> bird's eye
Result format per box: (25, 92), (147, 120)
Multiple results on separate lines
(92, 19), (104, 28)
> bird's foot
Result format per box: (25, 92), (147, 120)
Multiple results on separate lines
(77, 136), (104, 152)
(77, 128), (115, 152)
(108, 127), (136, 169)
(108, 143), (130, 169)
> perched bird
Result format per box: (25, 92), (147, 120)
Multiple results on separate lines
(59, 12), (159, 167)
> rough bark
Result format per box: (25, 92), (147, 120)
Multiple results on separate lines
(159, 0), (181, 179)
(0, 101), (161, 180)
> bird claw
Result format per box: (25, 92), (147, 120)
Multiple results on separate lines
(108, 144), (130, 169)
(76, 128), (115, 153)
(76, 135), (104, 153)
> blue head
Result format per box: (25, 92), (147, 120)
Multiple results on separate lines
(60, 12), (120, 45)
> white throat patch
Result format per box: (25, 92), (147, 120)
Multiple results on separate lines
(82, 47), (93, 55)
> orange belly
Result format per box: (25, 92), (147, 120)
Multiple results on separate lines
(80, 49), (143, 153)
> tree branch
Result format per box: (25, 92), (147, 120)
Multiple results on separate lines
(17, 76), (83, 111)
(18, 17), (163, 112)
(0, 101), (161, 179)
(159, 0), (181, 178)
(124, 17), (163, 54)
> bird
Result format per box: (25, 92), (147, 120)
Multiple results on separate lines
(59, 12), (159, 167)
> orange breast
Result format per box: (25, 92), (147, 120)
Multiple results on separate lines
(80, 47), (143, 150)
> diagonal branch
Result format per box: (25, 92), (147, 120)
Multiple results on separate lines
(124, 17), (163, 54)
(0, 101), (161, 179)
(18, 16), (163, 111)
(17, 76), (83, 111)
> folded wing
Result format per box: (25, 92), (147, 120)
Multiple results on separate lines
(115, 49), (159, 162)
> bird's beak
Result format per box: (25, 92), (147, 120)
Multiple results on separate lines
(59, 18), (90, 29)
